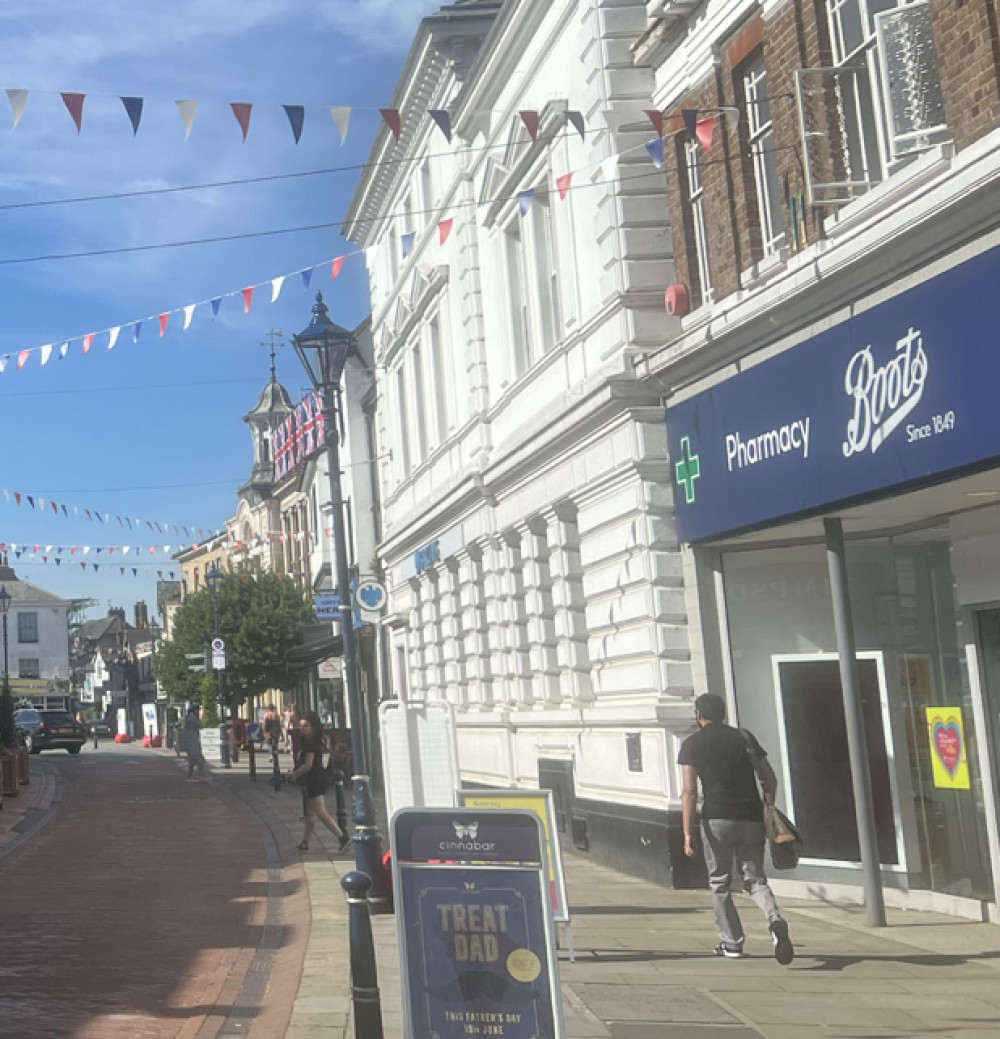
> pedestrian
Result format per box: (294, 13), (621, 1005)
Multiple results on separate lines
(285, 711), (350, 853)
(263, 704), (282, 761)
(184, 704), (207, 781)
(282, 704), (293, 751)
(679, 692), (794, 964)
(286, 703), (301, 754)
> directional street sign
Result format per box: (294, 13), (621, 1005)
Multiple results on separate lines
(186, 653), (206, 673)
(315, 593), (341, 620)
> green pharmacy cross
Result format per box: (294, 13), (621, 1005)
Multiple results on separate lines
(675, 436), (700, 504)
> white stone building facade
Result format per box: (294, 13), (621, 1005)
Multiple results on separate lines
(344, 0), (700, 883)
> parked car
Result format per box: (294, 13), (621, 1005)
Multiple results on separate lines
(85, 719), (113, 739)
(14, 709), (86, 754)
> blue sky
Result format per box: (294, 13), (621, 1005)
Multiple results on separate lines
(0, 0), (438, 620)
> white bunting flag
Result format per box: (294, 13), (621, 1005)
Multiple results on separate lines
(107, 326), (120, 350)
(83, 547), (90, 555)
(600, 154), (619, 183)
(60, 342), (69, 358)
(330, 106), (351, 145)
(6, 89), (28, 128)
(39, 344), (53, 365)
(175, 99), (198, 139)
(38, 498), (45, 509)
(182, 304), (195, 330)
(271, 276), (285, 303)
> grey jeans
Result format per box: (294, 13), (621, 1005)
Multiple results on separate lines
(701, 818), (781, 944)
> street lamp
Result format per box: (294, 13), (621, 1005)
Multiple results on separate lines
(0, 585), (11, 695)
(293, 292), (388, 909)
(205, 566), (230, 768)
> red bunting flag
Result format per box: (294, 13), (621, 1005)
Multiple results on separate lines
(556, 173), (573, 201)
(519, 110), (540, 143)
(379, 108), (402, 140)
(331, 257), (345, 279)
(62, 92), (85, 133)
(83, 333), (94, 354)
(242, 286), (254, 313)
(644, 109), (665, 138)
(51, 501), (57, 514)
(230, 102), (253, 141)
(120, 567), (125, 575)
(80, 562), (86, 570)
(71, 547), (77, 554)
(159, 312), (169, 337)
(157, 571), (163, 579)
(696, 116), (715, 151)
(14, 493), (20, 505)
(438, 218), (454, 245)
(17, 349), (31, 370)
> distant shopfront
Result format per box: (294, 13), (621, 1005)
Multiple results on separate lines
(665, 240), (1000, 919)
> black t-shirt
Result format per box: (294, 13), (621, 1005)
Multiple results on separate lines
(297, 735), (327, 796)
(678, 722), (765, 822)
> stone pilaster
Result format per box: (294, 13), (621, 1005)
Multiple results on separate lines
(480, 536), (510, 705)
(502, 530), (534, 707)
(406, 577), (426, 699)
(518, 518), (560, 705)
(438, 559), (467, 707)
(459, 547), (493, 707)
(421, 568), (443, 698)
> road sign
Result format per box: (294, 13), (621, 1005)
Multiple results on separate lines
(211, 638), (226, 670)
(186, 652), (206, 673)
(315, 593), (341, 620)
(354, 578), (387, 612)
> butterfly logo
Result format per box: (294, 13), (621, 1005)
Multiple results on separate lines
(453, 821), (479, 839)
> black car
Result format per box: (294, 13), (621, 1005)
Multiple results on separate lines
(14, 709), (86, 754)
(85, 719), (113, 739)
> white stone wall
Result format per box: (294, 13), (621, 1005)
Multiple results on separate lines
(349, 0), (692, 814)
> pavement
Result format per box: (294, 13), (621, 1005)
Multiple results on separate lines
(4, 741), (1000, 1038)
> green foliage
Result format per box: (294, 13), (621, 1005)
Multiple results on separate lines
(156, 572), (313, 711)
(0, 682), (15, 748)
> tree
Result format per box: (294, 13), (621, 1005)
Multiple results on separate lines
(157, 572), (313, 712)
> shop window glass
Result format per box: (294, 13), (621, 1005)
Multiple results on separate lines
(723, 531), (994, 901)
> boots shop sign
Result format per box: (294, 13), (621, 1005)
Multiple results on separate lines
(664, 243), (1000, 543)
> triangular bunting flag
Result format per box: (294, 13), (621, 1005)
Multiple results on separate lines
(556, 173), (573, 201)
(132, 568), (138, 577)
(331, 257), (345, 279)
(61, 92), (85, 133)
(566, 110), (586, 141)
(0, 356), (8, 374)
(6, 89), (28, 128)
(429, 109), (452, 143)
(26, 496), (34, 507)
(438, 218), (453, 246)
(301, 268), (313, 290)
(39, 344), (53, 366)
(519, 110), (540, 143)
(231, 102), (253, 141)
(517, 189), (534, 217)
(401, 232), (415, 259)
(282, 104), (305, 144)
(644, 109), (665, 138)
(132, 322), (142, 343)
(175, 99), (197, 139)
(600, 154), (619, 182)
(211, 298), (221, 318)
(330, 106), (351, 144)
(121, 96), (143, 135)
(645, 137), (665, 169)
(380, 108), (402, 141)
(120, 567), (125, 575)
(681, 108), (698, 139)
(59, 342), (69, 358)
(182, 304), (195, 330)
(17, 349), (31, 370)
(107, 326), (120, 350)
(82, 333), (94, 354)
(242, 286), (255, 313)
(696, 116), (715, 151)
(271, 276), (285, 303)
(159, 313), (169, 337)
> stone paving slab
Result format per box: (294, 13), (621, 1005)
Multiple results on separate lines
(199, 750), (1000, 1039)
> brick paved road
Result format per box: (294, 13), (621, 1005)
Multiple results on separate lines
(0, 744), (307, 1039)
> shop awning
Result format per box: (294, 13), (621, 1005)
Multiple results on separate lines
(285, 630), (343, 671)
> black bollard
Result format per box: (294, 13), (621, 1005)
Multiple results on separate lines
(333, 772), (348, 836)
(340, 871), (384, 1039)
(271, 743), (283, 792)
(248, 738), (257, 781)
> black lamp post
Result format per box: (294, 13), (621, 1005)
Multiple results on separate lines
(293, 292), (388, 909)
(206, 566), (231, 768)
(0, 584), (11, 695)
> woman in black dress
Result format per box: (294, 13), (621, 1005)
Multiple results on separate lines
(285, 711), (350, 853)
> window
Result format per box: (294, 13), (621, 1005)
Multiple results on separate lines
(420, 160), (434, 223)
(800, 0), (946, 203)
(502, 189), (563, 379)
(395, 366), (411, 477)
(19, 658), (40, 679)
(683, 139), (713, 305)
(742, 56), (785, 257)
(410, 343), (428, 461)
(426, 316), (448, 446)
(17, 612), (39, 643)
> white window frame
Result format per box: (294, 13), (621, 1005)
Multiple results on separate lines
(684, 139), (714, 305)
(393, 364), (411, 478)
(743, 57), (786, 257)
(425, 314), (449, 446)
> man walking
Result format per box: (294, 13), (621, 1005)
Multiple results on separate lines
(679, 693), (793, 964)
(184, 704), (207, 781)
(263, 704), (282, 762)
